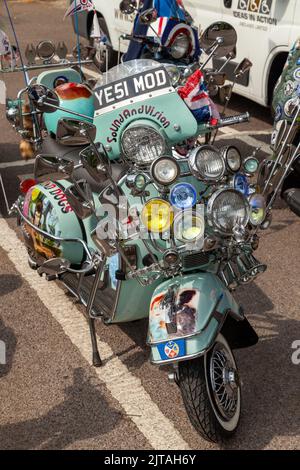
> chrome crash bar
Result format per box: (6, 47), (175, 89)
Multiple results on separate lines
(13, 199), (93, 263)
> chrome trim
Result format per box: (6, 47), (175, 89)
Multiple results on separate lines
(121, 124), (166, 168)
(0, 59), (94, 74)
(188, 145), (226, 183)
(206, 188), (250, 236)
(14, 201), (93, 260)
(150, 307), (231, 365)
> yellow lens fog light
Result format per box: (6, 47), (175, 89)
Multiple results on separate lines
(141, 199), (174, 233)
(249, 194), (266, 226)
(174, 210), (205, 243)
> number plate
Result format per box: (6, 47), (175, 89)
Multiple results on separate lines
(157, 339), (186, 361)
(94, 67), (171, 112)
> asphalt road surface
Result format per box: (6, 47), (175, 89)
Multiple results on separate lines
(0, 1), (299, 451)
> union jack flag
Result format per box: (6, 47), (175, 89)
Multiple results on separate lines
(64, 0), (94, 19)
(178, 70), (220, 124)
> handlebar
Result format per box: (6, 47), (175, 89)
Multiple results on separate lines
(215, 112), (250, 129)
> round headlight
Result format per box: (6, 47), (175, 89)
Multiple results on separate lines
(170, 183), (197, 210)
(141, 199), (174, 234)
(189, 145), (226, 182)
(233, 173), (249, 196)
(163, 64), (181, 86)
(174, 210), (205, 243)
(249, 194), (266, 226)
(121, 125), (165, 167)
(151, 157), (179, 186)
(243, 156), (259, 175)
(207, 189), (249, 235)
(170, 33), (190, 60)
(222, 146), (242, 173)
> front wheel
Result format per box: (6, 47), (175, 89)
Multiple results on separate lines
(178, 334), (241, 443)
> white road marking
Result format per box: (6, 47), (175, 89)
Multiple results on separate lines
(217, 132), (272, 156)
(0, 159), (35, 169)
(0, 217), (190, 451)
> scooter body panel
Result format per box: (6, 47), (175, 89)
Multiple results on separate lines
(148, 273), (242, 364)
(22, 180), (85, 264)
(93, 91), (198, 160)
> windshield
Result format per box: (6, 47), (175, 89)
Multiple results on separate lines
(96, 60), (162, 86)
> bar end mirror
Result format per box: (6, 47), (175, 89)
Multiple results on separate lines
(28, 84), (59, 113)
(34, 154), (74, 182)
(119, 0), (137, 15)
(56, 118), (96, 146)
(139, 8), (158, 25)
(200, 22), (237, 58)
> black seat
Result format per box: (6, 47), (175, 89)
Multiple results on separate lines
(41, 137), (127, 193)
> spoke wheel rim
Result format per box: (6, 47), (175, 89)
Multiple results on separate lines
(209, 340), (240, 422)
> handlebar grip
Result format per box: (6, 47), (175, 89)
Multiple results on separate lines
(217, 112), (250, 128)
(120, 34), (133, 41)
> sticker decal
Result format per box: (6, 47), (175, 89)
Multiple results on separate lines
(157, 338), (186, 361)
(284, 98), (298, 118)
(164, 341), (180, 359)
(274, 104), (282, 122)
(283, 80), (295, 97)
(294, 68), (300, 82)
(149, 287), (200, 342)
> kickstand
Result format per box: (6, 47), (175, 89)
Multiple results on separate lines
(86, 258), (105, 367)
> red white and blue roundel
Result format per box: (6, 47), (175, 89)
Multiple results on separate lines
(164, 341), (180, 359)
(156, 337), (186, 362)
(149, 18), (200, 60)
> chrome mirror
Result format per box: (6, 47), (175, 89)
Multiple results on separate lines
(139, 8), (158, 25)
(34, 154), (74, 182)
(234, 58), (253, 78)
(200, 22), (237, 58)
(28, 84), (59, 113)
(119, 0), (137, 15)
(56, 118), (96, 146)
(80, 145), (107, 182)
(37, 258), (71, 276)
(65, 181), (95, 220)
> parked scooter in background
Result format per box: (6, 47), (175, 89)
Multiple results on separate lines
(4, 10), (252, 158)
(259, 38), (300, 219)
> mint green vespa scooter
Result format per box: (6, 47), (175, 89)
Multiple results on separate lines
(10, 44), (269, 442)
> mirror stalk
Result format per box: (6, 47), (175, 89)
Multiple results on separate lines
(200, 37), (224, 71)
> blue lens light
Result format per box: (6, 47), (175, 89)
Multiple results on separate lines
(234, 174), (249, 196)
(170, 183), (197, 210)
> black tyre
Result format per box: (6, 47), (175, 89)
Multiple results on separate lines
(89, 16), (118, 72)
(178, 334), (241, 443)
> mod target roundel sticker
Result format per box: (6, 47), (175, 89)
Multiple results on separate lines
(164, 341), (180, 359)
(294, 68), (300, 82)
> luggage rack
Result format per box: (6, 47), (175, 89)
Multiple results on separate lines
(0, 40), (95, 73)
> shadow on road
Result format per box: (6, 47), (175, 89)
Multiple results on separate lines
(0, 273), (23, 297)
(0, 368), (123, 449)
(227, 282), (300, 449)
(117, 281), (300, 449)
(0, 316), (17, 378)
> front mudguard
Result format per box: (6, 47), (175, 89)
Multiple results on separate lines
(148, 272), (255, 365)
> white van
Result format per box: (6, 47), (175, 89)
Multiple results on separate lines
(74, 0), (300, 106)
